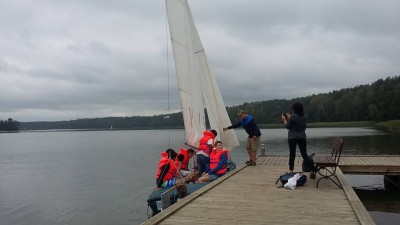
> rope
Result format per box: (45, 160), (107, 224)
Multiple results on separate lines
(165, 3), (171, 148)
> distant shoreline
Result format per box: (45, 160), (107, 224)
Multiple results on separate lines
(260, 120), (400, 133)
(13, 120), (400, 134)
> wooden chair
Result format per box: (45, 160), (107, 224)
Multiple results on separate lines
(312, 137), (344, 188)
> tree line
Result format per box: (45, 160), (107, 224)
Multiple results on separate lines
(0, 118), (20, 131)
(18, 76), (400, 130)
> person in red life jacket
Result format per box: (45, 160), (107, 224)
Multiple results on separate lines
(223, 110), (261, 166)
(196, 129), (218, 177)
(198, 141), (228, 183)
(155, 149), (178, 189)
(175, 148), (195, 177)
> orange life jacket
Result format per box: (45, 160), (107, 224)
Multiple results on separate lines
(155, 152), (177, 182)
(197, 130), (215, 156)
(175, 148), (190, 170)
(209, 149), (229, 175)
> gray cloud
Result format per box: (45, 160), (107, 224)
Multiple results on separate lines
(0, 0), (399, 122)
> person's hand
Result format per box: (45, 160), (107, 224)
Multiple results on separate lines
(223, 127), (228, 131)
(252, 136), (257, 140)
(281, 115), (287, 124)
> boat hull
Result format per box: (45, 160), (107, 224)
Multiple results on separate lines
(147, 182), (208, 216)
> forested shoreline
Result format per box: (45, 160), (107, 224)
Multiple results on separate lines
(13, 76), (400, 131)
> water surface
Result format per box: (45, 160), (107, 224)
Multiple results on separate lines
(0, 128), (398, 224)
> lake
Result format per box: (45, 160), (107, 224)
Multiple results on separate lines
(0, 128), (399, 225)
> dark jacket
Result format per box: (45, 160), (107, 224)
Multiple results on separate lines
(229, 114), (261, 138)
(285, 113), (307, 139)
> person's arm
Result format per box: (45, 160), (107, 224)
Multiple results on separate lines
(228, 121), (241, 129)
(285, 115), (294, 129)
(156, 164), (170, 188)
(208, 153), (227, 175)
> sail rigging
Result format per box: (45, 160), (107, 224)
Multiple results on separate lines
(165, 0), (239, 150)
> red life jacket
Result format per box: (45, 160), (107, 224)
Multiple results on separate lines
(209, 149), (229, 175)
(175, 148), (190, 170)
(155, 152), (176, 182)
(197, 130), (215, 156)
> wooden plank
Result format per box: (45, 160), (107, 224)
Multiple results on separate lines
(336, 168), (376, 225)
(142, 155), (399, 225)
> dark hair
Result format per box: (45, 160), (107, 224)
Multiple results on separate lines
(215, 141), (222, 145)
(211, 129), (217, 137)
(292, 102), (304, 116)
(187, 148), (195, 154)
(165, 148), (177, 159)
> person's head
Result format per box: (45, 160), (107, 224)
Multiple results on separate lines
(210, 129), (217, 137)
(166, 148), (177, 160)
(237, 109), (247, 119)
(292, 102), (304, 116)
(187, 148), (195, 157)
(214, 141), (223, 150)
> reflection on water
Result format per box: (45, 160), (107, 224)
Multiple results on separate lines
(355, 188), (400, 225)
(0, 127), (398, 225)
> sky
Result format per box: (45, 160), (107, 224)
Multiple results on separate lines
(1, 0), (399, 122)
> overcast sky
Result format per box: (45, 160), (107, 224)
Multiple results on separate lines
(1, 0), (399, 122)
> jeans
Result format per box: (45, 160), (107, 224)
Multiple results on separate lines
(197, 154), (209, 177)
(288, 138), (314, 171)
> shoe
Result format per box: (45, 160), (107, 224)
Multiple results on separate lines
(310, 171), (316, 179)
(246, 161), (256, 166)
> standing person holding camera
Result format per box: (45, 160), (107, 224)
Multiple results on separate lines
(282, 102), (315, 173)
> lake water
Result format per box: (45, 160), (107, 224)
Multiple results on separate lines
(0, 128), (399, 225)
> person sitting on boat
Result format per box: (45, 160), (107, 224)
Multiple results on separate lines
(198, 141), (228, 183)
(175, 148), (195, 177)
(197, 129), (218, 177)
(155, 149), (178, 189)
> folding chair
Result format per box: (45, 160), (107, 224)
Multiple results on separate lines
(312, 137), (344, 188)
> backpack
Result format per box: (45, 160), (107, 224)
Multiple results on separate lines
(275, 172), (307, 187)
(302, 153), (315, 172)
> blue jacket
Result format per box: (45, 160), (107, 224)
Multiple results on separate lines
(229, 114), (261, 138)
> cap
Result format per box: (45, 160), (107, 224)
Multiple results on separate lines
(237, 110), (246, 116)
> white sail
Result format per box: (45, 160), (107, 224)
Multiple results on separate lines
(166, 0), (239, 150)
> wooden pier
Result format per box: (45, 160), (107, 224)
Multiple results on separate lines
(143, 155), (400, 225)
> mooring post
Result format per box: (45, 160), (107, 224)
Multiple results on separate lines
(261, 143), (265, 156)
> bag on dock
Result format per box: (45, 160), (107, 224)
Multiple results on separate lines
(302, 153), (315, 172)
(275, 172), (307, 187)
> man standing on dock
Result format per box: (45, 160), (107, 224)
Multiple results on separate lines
(223, 110), (261, 166)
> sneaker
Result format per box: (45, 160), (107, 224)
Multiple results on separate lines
(246, 161), (256, 166)
(310, 171), (316, 179)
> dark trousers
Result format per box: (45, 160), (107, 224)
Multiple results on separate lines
(197, 154), (209, 177)
(288, 138), (313, 171)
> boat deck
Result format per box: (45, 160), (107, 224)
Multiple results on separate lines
(141, 155), (396, 225)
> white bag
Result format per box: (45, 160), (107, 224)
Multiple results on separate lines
(284, 173), (302, 190)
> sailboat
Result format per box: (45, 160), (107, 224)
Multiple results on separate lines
(146, 0), (239, 217)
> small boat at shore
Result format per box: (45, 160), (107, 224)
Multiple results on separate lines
(146, 0), (239, 217)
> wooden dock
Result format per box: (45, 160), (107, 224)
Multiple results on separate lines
(143, 155), (400, 225)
